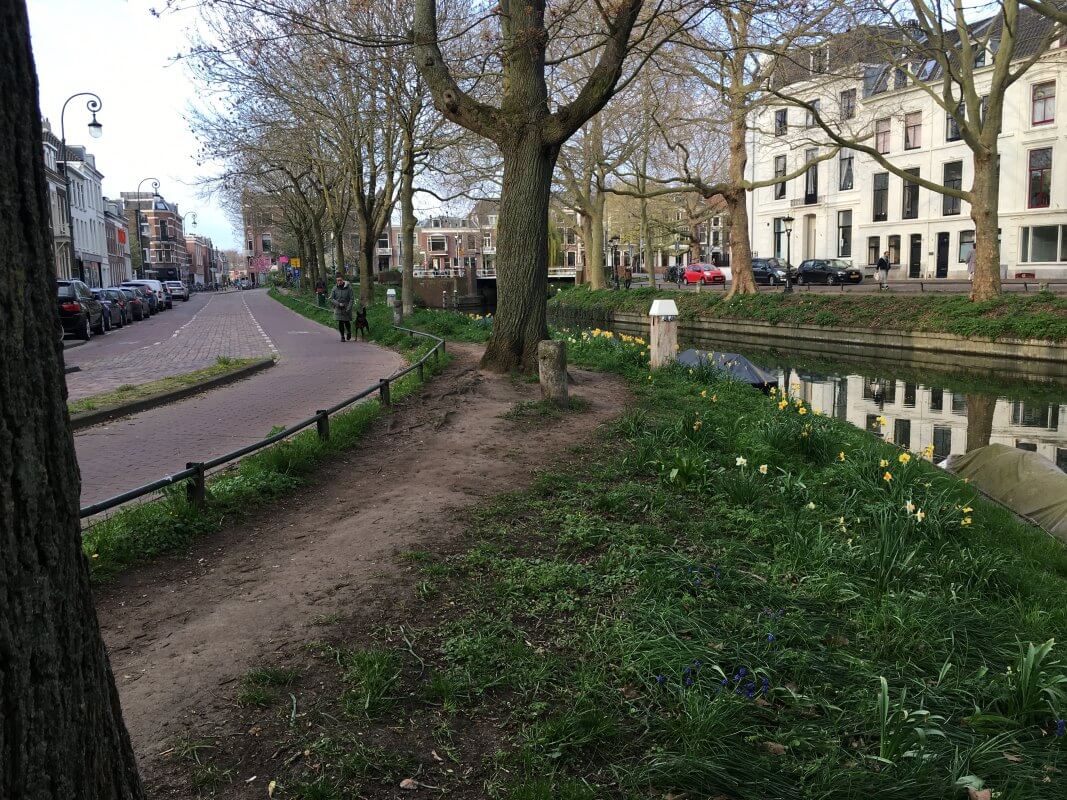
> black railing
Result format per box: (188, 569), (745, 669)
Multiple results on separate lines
(79, 324), (444, 519)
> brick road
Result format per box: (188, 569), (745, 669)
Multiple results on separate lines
(74, 289), (405, 508)
(64, 291), (274, 401)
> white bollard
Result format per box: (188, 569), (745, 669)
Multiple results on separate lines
(387, 287), (401, 324)
(649, 298), (679, 369)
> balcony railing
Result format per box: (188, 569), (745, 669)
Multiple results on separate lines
(791, 195), (822, 207)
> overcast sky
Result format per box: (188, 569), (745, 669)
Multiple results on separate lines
(28, 0), (237, 249)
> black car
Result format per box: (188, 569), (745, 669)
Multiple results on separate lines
(117, 287), (146, 320)
(124, 284), (158, 315)
(752, 258), (791, 286)
(92, 288), (126, 330)
(58, 279), (105, 340)
(796, 259), (863, 285)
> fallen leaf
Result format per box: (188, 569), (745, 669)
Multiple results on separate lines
(400, 778), (419, 790)
(431, 750), (444, 763)
(967, 790), (991, 800)
(268, 780), (277, 798)
(763, 741), (787, 756)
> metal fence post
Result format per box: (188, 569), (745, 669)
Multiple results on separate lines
(316, 409), (330, 441)
(379, 379), (392, 407)
(186, 462), (206, 508)
(418, 361), (425, 381)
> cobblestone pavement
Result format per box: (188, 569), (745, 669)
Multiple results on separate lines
(64, 291), (275, 401)
(75, 289), (405, 508)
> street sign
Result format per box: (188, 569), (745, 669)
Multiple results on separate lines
(290, 257), (301, 268)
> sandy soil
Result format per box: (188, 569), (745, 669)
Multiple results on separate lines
(94, 343), (629, 783)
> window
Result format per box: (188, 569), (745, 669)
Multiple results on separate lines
(943, 161), (963, 215)
(261, 235), (272, 252)
(483, 234), (493, 249)
(774, 109), (788, 136)
(888, 235), (900, 264)
(875, 118), (891, 153)
(973, 46), (986, 68)
(773, 155), (786, 199)
(805, 99), (820, 128)
(952, 393), (967, 415)
(429, 235), (447, 252)
(903, 383), (917, 408)
(487, 215), (497, 227)
(902, 168), (920, 220)
(873, 173), (889, 221)
(839, 149), (853, 190)
(894, 419), (912, 449)
(904, 112), (922, 149)
(946, 106), (962, 141)
(867, 236), (880, 265)
(933, 425), (952, 461)
(773, 218), (786, 258)
(840, 88), (856, 120)
(1012, 401), (1060, 430)
(159, 220), (169, 241)
(866, 414), (884, 438)
(894, 67), (907, 89)
(377, 234), (389, 249)
(1032, 81), (1055, 126)
(837, 211), (852, 257)
(1028, 148), (1052, 208)
(566, 251), (576, 267)
(1020, 225), (1067, 263)
(804, 148), (818, 204)
(930, 387), (944, 411)
(959, 230), (975, 262)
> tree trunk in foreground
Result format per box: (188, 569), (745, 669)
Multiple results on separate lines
(724, 107), (757, 298)
(966, 393), (996, 453)
(481, 130), (558, 372)
(333, 221), (346, 277)
(0, 2), (143, 796)
(587, 192), (606, 290)
(969, 153), (1003, 302)
(400, 140), (416, 317)
(357, 219), (374, 307)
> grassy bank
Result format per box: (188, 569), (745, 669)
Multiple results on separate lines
(195, 326), (1067, 799)
(82, 296), (449, 581)
(68, 356), (260, 415)
(550, 285), (1067, 342)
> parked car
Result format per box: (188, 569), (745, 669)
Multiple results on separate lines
(751, 258), (791, 286)
(795, 259), (863, 285)
(129, 284), (158, 315)
(164, 280), (190, 301)
(682, 263), (726, 285)
(92, 288), (126, 330)
(104, 287), (134, 324)
(117, 287), (146, 320)
(122, 279), (168, 310)
(58, 279), (105, 340)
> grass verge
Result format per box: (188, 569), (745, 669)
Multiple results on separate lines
(82, 295), (450, 581)
(196, 326), (1067, 799)
(68, 356), (261, 415)
(549, 284), (1067, 341)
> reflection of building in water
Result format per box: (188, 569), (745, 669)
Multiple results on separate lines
(780, 369), (1067, 472)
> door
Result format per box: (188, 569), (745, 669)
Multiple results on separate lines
(909, 234), (922, 278)
(936, 232), (950, 278)
(804, 214), (816, 260)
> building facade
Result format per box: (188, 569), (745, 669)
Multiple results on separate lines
(748, 20), (1067, 279)
(103, 198), (132, 284)
(121, 192), (188, 281)
(41, 122), (73, 280)
(63, 146), (108, 286)
(186, 234), (219, 285)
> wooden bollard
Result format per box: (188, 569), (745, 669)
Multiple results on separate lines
(538, 339), (568, 407)
(649, 299), (679, 368)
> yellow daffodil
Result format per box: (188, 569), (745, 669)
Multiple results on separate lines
(759, 464), (768, 475)
(838, 516), (847, 531)
(770, 387), (777, 395)
(798, 407), (808, 416)
(693, 421), (703, 431)
(813, 409), (822, 416)
(962, 506), (973, 513)
(898, 453), (911, 464)
(801, 430), (809, 438)
(700, 390), (707, 398)
(904, 501), (915, 514)
(711, 394), (717, 402)
(806, 501), (816, 510)
(879, 459), (889, 468)
(915, 510), (926, 522)
(736, 456), (748, 467)
(883, 471), (893, 482)
(961, 516), (972, 526)
(877, 415), (887, 426)
(778, 400), (788, 410)
(838, 452), (846, 461)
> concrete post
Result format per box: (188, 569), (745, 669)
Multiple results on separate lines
(649, 299), (679, 369)
(387, 287), (401, 324)
(538, 340), (568, 407)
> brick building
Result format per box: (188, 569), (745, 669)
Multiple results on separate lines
(121, 191), (189, 281)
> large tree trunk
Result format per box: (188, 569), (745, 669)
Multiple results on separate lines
(970, 152), (1003, 301)
(400, 142), (416, 317)
(1, 3), (143, 796)
(640, 196), (652, 283)
(333, 221), (346, 277)
(966, 393), (996, 452)
(724, 105), (757, 298)
(587, 192), (605, 290)
(358, 221), (375, 307)
(481, 130), (557, 372)
(311, 216), (327, 284)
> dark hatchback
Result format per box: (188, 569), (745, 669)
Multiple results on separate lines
(58, 279), (105, 340)
(751, 258), (791, 285)
(795, 259), (863, 285)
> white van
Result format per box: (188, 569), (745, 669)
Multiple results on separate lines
(122, 279), (170, 310)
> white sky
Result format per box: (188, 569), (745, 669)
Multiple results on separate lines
(27, 0), (236, 249)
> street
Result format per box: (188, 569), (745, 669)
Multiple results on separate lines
(72, 289), (404, 508)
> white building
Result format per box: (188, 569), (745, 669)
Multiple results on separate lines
(63, 145), (108, 286)
(748, 16), (1067, 280)
(41, 121), (72, 279)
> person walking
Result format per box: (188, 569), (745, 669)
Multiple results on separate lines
(876, 250), (890, 290)
(966, 247), (976, 281)
(330, 275), (354, 341)
(623, 264), (633, 290)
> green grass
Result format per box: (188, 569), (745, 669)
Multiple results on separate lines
(82, 293), (451, 581)
(549, 285), (1067, 341)
(502, 396), (591, 422)
(68, 356), (261, 415)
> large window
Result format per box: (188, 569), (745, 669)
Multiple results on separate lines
(429, 235), (447, 252)
(946, 106), (962, 141)
(904, 111), (922, 149)
(867, 236), (880, 265)
(875, 118), (891, 153)
(1032, 81), (1056, 126)
(839, 149), (853, 190)
(958, 230), (975, 262)
(773, 217), (786, 258)
(1020, 225), (1067, 263)
(774, 109), (788, 136)
(774, 155), (786, 199)
(873, 173), (889, 221)
(840, 88), (856, 120)
(902, 169), (920, 220)
(805, 99), (820, 128)
(888, 234), (901, 264)
(1028, 148), (1052, 208)
(804, 148), (818, 203)
(838, 210), (853, 257)
(943, 161), (963, 215)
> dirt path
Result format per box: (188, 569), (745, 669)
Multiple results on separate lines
(95, 344), (628, 780)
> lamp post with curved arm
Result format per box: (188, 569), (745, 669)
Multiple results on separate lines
(185, 212), (199, 284)
(134, 178), (161, 278)
(60, 92), (102, 283)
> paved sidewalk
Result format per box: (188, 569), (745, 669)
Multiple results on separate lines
(74, 289), (404, 508)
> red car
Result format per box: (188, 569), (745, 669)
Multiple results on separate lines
(683, 264), (726, 285)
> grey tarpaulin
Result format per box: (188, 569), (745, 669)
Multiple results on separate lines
(945, 443), (1067, 541)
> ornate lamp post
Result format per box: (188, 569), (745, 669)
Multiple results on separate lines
(783, 215), (795, 293)
(134, 178), (161, 278)
(59, 92), (103, 284)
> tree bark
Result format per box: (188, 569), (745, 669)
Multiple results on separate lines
(480, 130), (558, 372)
(358, 219), (375, 306)
(333, 221), (346, 276)
(969, 152), (1003, 302)
(588, 192), (605, 289)
(310, 215), (327, 283)
(965, 393), (996, 453)
(400, 138), (416, 317)
(724, 105), (757, 298)
(0, 2), (143, 796)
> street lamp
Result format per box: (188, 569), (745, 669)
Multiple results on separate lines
(609, 235), (620, 288)
(59, 92), (103, 284)
(135, 178), (161, 279)
(782, 215), (795, 293)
